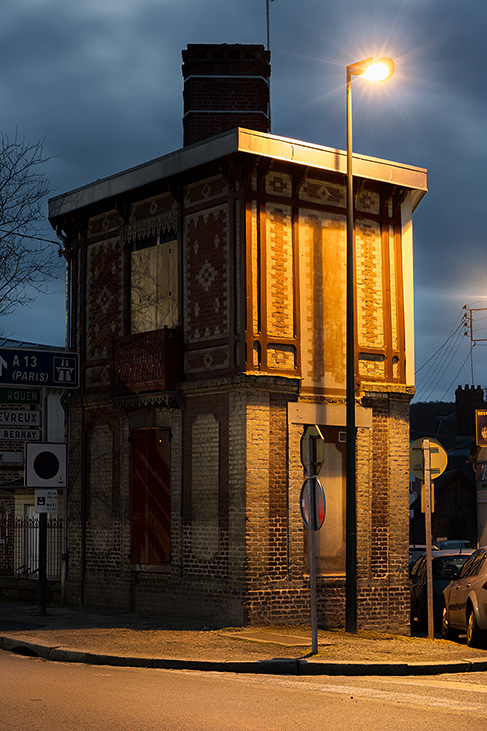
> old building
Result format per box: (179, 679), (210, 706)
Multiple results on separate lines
(48, 44), (427, 631)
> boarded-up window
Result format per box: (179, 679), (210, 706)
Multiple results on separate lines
(131, 241), (178, 333)
(130, 429), (171, 565)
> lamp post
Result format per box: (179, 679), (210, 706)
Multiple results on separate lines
(345, 57), (394, 633)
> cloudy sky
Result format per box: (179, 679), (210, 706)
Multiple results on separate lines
(0, 0), (485, 402)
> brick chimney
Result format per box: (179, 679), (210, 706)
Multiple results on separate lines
(455, 384), (485, 436)
(182, 44), (271, 147)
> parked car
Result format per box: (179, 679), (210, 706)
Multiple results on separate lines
(410, 549), (474, 628)
(441, 547), (487, 647)
(436, 539), (474, 550)
(409, 544), (438, 573)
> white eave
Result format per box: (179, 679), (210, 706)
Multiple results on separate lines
(49, 127), (427, 219)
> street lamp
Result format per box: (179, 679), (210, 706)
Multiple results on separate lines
(345, 57), (395, 633)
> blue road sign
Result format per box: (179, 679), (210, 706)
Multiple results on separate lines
(0, 348), (79, 389)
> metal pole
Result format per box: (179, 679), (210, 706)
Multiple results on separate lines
(423, 439), (434, 639)
(345, 68), (357, 633)
(38, 511), (47, 616)
(306, 437), (318, 654)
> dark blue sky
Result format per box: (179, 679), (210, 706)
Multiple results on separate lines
(1, 0), (485, 401)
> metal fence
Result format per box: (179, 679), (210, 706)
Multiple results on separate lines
(0, 517), (64, 581)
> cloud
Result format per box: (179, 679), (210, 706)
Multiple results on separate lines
(0, 0), (485, 401)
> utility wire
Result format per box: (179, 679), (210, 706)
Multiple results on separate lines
(415, 325), (464, 398)
(439, 351), (472, 402)
(415, 325), (462, 374)
(419, 332), (466, 402)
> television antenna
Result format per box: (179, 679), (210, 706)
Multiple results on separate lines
(266, 0), (275, 51)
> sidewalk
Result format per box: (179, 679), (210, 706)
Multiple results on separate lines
(1, 600), (487, 676)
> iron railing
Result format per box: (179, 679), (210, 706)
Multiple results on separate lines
(0, 517), (64, 581)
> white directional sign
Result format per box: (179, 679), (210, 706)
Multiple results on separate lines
(0, 451), (23, 464)
(0, 428), (40, 441)
(35, 490), (58, 513)
(0, 410), (40, 426)
(0, 348), (79, 389)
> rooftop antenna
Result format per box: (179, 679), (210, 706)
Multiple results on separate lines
(266, 0), (274, 130)
(266, 0), (275, 51)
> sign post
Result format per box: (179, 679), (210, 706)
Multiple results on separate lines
(26, 446), (67, 616)
(300, 425), (326, 655)
(410, 437), (447, 638)
(35, 491), (58, 617)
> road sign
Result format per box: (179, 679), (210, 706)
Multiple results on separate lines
(300, 476), (326, 531)
(0, 451), (23, 464)
(25, 442), (67, 488)
(0, 348), (79, 389)
(300, 425), (325, 476)
(35, 490), (58, 513)
(0, 428), (40, 441)
(410, 438), (447, 480)
(0, 409), (40, 427)
(0, 387), (41, 404)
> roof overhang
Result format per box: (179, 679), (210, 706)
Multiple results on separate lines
(49, 127), (427, 220)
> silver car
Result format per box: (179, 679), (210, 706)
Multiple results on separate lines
(441, 547), (487, 647)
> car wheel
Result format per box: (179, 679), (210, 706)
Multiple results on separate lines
(466, 608), (486, 648)
(441, 604), (458, 641)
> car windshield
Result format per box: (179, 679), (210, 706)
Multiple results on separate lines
(433, 555), (470, 579)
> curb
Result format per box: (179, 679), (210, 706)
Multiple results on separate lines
(2, 635), (487, 676)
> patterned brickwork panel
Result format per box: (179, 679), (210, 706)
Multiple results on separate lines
(86, 237), (123, 361)
(356, 188), (381, 215)
(191, 413), (220, 559)
(356, 217), (384, 353)
(184, 175), (228, 207)
(184, 205), (229, 346)
(299, 209), (346, 393)
(131, 192), (176, 222)
(250, 200), (259, 334)
(299, 178), (346, 208)
(87, 211), (121, 238)
(89, 424), (114, 530)
(265, 171), (292, 198)
(389, 224), (399, 353)
(267, 343), (296, 370)
(186, 345), (229, 374)
(265, 203), (294, 339)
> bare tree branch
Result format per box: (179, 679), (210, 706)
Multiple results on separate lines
(0, 132), (60, 322)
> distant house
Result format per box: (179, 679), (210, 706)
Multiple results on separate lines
(409, 386), (481, 546)
(0, 338), (66, 592)
(48, 44), (427, 631)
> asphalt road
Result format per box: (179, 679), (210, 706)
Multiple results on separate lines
(2, 650), (487, 730)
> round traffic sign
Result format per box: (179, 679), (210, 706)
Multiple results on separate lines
(300, 476), (326, 531)
(410, 438), (447, 480)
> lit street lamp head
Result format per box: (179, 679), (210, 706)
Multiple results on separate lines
(347, 56), (395, 82)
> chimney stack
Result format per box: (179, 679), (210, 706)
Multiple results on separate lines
(455, 384), (485, 436)
(182, 44), (271, 147)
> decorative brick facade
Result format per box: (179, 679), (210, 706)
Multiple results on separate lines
(48, 46), (426, 632)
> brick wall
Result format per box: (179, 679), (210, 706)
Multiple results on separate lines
(182, 44), (270, 146)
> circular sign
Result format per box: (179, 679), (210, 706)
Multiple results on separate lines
(33, 451), (60, 480)
(300, 476), (326, 531)
(410, 438), (447, 480)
